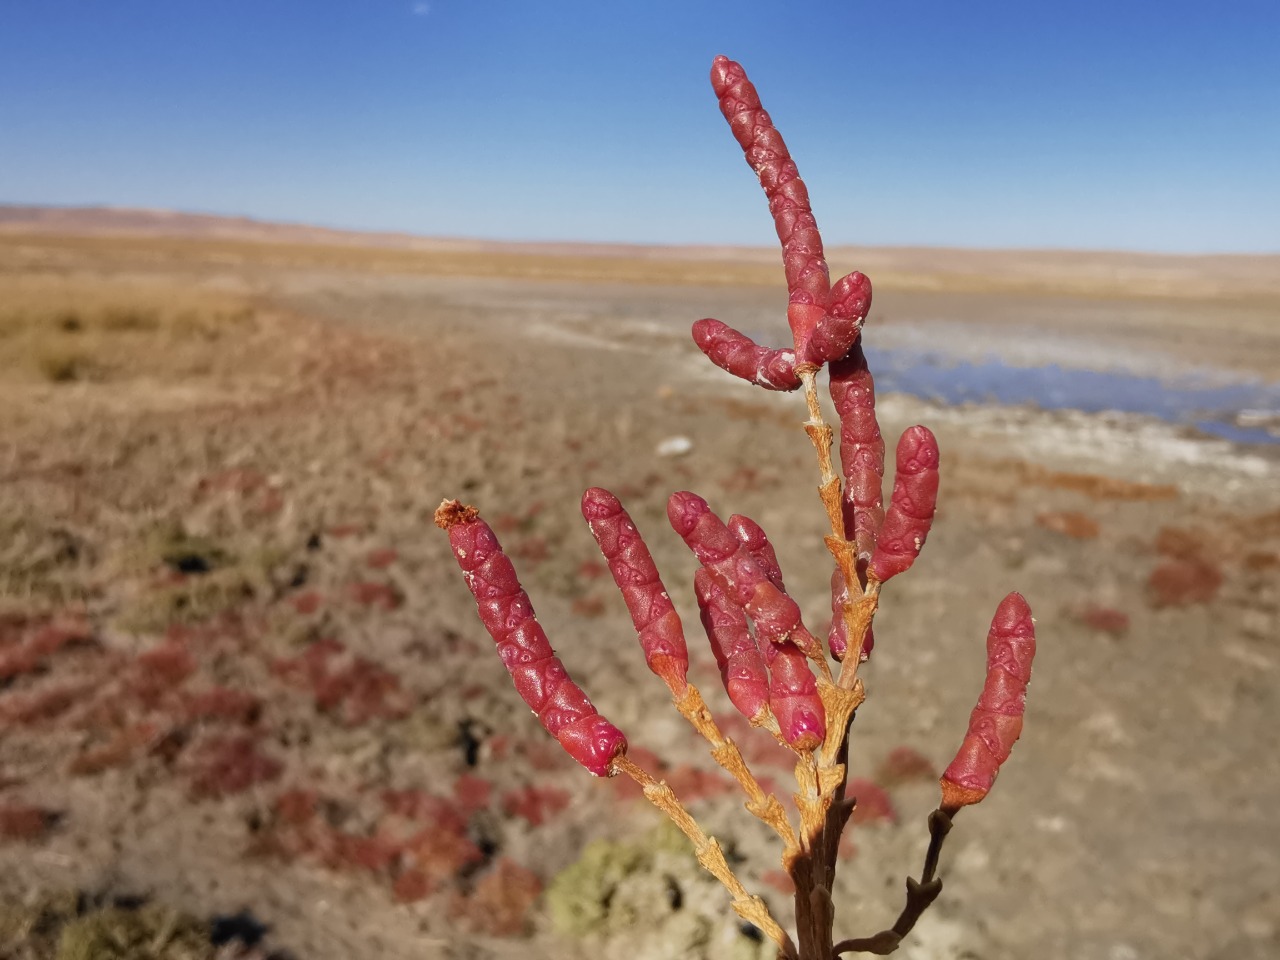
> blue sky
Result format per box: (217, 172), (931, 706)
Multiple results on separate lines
(1, 1), (1277, 253)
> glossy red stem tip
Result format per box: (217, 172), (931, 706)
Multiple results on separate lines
(940, 593), (1036, 809)
(868, 425), (940, 583)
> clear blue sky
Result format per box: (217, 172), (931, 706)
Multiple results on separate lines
(2, 1), (1277, 253)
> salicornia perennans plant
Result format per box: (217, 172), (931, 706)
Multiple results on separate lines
(435, 55), (1037, 960)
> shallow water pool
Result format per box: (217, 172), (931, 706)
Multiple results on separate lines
(862, 347), (1280, 446)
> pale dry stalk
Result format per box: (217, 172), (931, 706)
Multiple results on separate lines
(613, 753), (800, 960)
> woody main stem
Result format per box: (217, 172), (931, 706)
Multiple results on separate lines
(799, 368), (844, 542)
(793, 369), (867, 959)
(798, 369), (876, 683)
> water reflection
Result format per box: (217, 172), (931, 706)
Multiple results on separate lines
(861, 347), (1280, 446)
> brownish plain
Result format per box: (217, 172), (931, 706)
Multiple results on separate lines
(1, 213), (1278, 960)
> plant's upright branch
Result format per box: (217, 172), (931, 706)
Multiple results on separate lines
(799, 369), (878, 685)
(800, 369), (846, 546)
(435, 51), (1046, 960)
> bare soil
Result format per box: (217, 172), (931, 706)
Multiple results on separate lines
(1, 231), (1277, 960)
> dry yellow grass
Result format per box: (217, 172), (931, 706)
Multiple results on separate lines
(5, 230), (1279, 307)
(0, 274), (259, 386)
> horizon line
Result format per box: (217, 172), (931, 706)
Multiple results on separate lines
(3, 200), (1278, 261)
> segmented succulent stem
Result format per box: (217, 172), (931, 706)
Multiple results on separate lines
(941, 593), (1036, 809)
(434, 500), (626, 776)
(711, 54), (831, 355)
(802, 270), (872, 367)
(692, 318), (802, 391)
(581, 487), (689, 695)
(694, 568), (771, 724)
(670, 492), (828, 749)
(829, 343), (886, 561)
(868, 426), (940, 583)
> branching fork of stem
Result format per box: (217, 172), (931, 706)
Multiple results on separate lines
(612, 366), (953, 960)
(832, 809), (955, 956)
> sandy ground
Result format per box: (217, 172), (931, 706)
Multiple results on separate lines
(1, 234), (1278, 960)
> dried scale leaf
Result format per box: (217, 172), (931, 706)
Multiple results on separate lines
(694, 568), (770, 724)
(434, 500), (626, 776)
(692, 318), (802, 391)
(940, 593), (1036, 809)
(580, 487), (689, 694)
(868, 426), (940, 583)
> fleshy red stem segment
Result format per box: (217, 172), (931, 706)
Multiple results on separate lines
(801, 270), (872, 368)
(669, 492), (827, 749)
(711, 54), (831, 355)
(727, 513), (826, 750)
(692, 318), (802, 391)
(435, 499), (626, 777)
(581, 487), (689, 695)
(940, 593), (1036, 809)
(667, 491), (825, 664)
(829, 343), (886, 561)
(868, 426), (940, 583)
(827, 342), (886, 662)
(760, 638), (825, 752)
(727, 513), (784, 589)
(697, 58), (864, 387)
(694, 568), (770, 724)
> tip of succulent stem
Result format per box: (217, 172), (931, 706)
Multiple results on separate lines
(434, 498), (479, 530)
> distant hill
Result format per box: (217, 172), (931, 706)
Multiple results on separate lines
(3, 204), (1278, 302)
(0, 204), (510, 254)
(0, 203), (765, 261)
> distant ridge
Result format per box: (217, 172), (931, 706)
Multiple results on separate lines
(0, 203), (774, 261)
(3, 204), (1278, 302)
